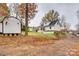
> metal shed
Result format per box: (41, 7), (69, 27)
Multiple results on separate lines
(0, 16), (21, 34)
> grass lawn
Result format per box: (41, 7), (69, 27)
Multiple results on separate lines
(28, 32), (54, 37)
(0, 31), (68, 56)
(0, 31), (65, 47)
(28, 31), (61, 40)
(29, 31), (66, 39)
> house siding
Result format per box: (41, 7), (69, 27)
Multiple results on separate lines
(44, 22), (61, 31)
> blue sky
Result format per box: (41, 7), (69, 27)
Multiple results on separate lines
(29, 3), (79, 30)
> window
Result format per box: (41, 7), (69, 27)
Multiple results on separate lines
(5, 21), (8, 25)
(50, 27), (51, 29)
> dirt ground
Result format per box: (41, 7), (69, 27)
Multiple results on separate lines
(0, 34), (79, 56)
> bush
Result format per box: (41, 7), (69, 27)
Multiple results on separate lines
(54, 31), (66, 39)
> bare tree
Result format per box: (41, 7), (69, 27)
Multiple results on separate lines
(76, 11), (79, 31)
(42, 9), (59, 23)
(61, 15), (70, 31)
(0, 3), (9, 17)
(18, 3), (38, 35)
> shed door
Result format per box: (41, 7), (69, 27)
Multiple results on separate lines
(3, 17), (21, 33)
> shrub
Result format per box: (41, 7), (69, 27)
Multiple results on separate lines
(54, 31), (66, 39)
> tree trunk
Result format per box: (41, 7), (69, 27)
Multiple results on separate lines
(25, 3), (28, 35)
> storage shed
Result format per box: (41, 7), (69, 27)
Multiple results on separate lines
(0, 16), (21, 34)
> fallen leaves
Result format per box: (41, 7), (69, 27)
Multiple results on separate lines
(0, 35), (57, 47)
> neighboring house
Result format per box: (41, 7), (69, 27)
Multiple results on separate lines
(0, 16), (21, 34)
(28, 27), (34, 32)
(28, 27), (39, 32)
(70, 30), (79, 35)
(40, 19), (65, 32)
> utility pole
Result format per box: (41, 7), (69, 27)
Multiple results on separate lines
(25, 3), (28, 35)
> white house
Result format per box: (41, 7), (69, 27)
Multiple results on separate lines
(43, 19), (65, 32)
(0, 16), (21, 34)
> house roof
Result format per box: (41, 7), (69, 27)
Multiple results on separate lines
(49, 20), (58, 26)
(44, 19), (62, 27)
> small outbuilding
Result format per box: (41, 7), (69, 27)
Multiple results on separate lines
(0, 16), (21, 34)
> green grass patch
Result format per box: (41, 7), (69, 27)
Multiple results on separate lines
(28, 31), (66, 40)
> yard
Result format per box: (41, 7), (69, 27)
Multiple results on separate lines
(0, 32), (59, 47)
(28, 31), (65, 39)
(0, 32), (79, 56)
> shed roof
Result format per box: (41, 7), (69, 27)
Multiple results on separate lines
(0, 16), (22, 24)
